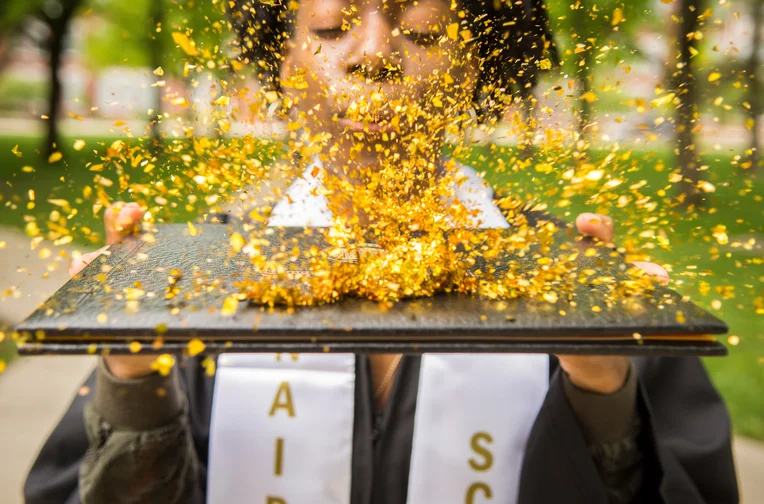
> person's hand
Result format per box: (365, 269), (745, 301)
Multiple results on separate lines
(555, 213), (669, 394)
(69, 202), (158, 379)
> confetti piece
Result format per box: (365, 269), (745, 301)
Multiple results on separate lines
(581, 91), (597, 103)
(48, 152), (63, 163)
(202, 356), (217, 376)
(11, 144), (22, 157)
(712, 225), (729, 245)
(153, 66), (164, 76)
(73, 139), (86, 151)
(151, 354), (175, 376)
(230, 232), (246, 252)
(446, 23), (459, 40)
(221, 295), (239, 316)
(188, 338), (206, 356)
(707, 72), (721, 82)
(172, 32), (198, 56)
(611, 8), (623, 25)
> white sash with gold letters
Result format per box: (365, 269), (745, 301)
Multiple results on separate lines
(207, 353), (549, 504)
(207, 353), (357, 504)
(207, 161), (549, 503)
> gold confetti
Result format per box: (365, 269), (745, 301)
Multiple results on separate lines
(230, 232), (246, 253)
(151, 354), (176, 376)
(221, 295), (239, 316)
(611, 8), (623, 25)
(581, 91), (597, 103)
(172, 32), (198, 56)
(202, 356), (217, 376)
(48, 152), (63, 163)
(188, 338), (206, 356)
(446, 23), (459, 40)
(712, 225), (729, 246)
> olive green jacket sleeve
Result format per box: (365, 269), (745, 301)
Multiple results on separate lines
(79, 360), (202, 503)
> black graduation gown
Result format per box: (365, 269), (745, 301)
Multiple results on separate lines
(23, 353), (738, 504)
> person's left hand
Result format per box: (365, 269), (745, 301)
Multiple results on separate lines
(555, 213), (669, 394)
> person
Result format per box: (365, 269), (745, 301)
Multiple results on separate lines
(25, 1), (738, 503)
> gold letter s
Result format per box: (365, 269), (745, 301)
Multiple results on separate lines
(468, 432), (494, 472)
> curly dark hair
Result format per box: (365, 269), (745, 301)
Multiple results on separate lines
(227, 0), (555, 120)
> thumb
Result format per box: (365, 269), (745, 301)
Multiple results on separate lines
(575, 213), (615, 244)
(69, 246), (109, 277)
(104, 202), (144, 246)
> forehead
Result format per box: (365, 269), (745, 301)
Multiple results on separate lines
(298, 0), (454, 16)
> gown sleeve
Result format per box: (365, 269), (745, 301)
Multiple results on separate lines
(518, 357), (739, 504)
(23, 357), (215, 504)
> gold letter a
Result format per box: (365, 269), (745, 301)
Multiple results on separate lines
(269, 381), (295, 417)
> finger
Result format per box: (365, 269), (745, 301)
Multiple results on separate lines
(105, 202), (144, 246)
(631, 261), (670, 285)
(69, 246), (109, 277)
(575, 213), (615, 244)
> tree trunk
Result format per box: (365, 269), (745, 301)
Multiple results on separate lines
(673, 0), (703, 206)
(46, 27), (64, 157)
(572, 0), (593, 139)
(148, 0), (164, 151)
(746, 0), (761, 172)
(43, 0), (82, 157)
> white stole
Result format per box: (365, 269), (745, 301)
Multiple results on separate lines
(207, 161), (549, 504)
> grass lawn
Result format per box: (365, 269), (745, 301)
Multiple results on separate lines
(0, 134), (762, 439)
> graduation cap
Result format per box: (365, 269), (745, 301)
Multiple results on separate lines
(15, 223), (727, 356)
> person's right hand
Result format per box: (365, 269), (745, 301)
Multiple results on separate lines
(69, 202), (160, 379)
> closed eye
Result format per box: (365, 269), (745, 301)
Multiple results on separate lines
(403, 30), (440, 47)
(313, 27), (346, 40)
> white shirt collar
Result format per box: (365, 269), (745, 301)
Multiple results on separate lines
(267, 159), (509, 229)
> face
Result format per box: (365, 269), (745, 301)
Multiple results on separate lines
(280, 0), (479, 175)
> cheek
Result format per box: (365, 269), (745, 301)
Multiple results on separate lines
(404, 44), (472, 91)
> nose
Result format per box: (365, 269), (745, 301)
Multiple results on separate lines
(345, 10), (402, 83)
